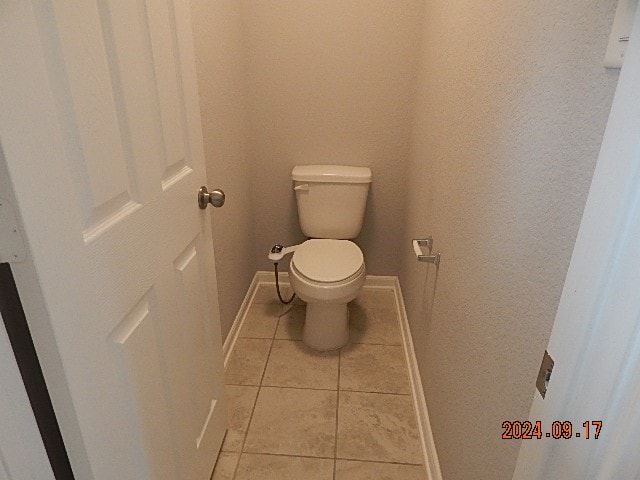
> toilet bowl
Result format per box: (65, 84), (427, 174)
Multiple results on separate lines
(289, 239), (366, 350)
(274, 164), (372, 350)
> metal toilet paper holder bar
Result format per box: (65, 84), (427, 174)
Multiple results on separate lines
(412, 238), (441, 267)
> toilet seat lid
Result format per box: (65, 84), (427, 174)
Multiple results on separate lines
(292, 239), (364, 283)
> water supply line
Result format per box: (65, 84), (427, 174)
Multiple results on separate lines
(269, 244), (296, 304)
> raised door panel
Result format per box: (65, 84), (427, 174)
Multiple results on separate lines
(158, 236), (224, 478)
(47, 1), (141, 242)
(108, 294), (178, 480)
(44, 0), (200, 244)
(146, 0), (192, 190)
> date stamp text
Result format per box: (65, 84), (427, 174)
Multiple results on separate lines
(501, 421), (602, 440)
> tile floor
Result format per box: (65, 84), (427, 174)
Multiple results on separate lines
(213, 285), (427, 480)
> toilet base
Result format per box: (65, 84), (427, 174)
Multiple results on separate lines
(302, 302), (349, 351)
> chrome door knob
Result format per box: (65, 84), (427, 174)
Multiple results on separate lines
(198, 186), (225, 209)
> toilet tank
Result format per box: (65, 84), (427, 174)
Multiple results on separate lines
(292, 165), (372, 239)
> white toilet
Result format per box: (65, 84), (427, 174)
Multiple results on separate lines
(289, 165), (372, 350)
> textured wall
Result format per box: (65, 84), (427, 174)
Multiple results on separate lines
(190, 0), (254, 339)
(242, 0), (425, 274)
(399, 1), (619, 479)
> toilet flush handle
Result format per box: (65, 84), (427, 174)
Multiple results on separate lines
(294, 184), (309, 191)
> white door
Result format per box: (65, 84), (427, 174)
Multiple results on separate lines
(0, 1), (226, 479)
(513, 5), (640, 480)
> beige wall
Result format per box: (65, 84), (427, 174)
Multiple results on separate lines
(190, 0), (425, 335)
(190, 0), (254, 339)
(242, 0), (425, 274)
(399, 2), (619, 479)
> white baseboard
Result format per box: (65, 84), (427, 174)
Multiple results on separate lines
(255, 270), (399, 288)
(393, 277), (443, 480)
(255, 270), (290, 285)
(223, 272), (441, 478)
(363, 275), (397, 288)
(222, 271), (261, 368)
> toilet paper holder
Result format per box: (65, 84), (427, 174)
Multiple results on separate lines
(413, 238), (441, 267)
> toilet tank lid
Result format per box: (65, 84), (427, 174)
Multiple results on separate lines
(291, 165), (372, 183)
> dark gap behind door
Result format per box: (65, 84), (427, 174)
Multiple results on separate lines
(0, 263), (75, 480)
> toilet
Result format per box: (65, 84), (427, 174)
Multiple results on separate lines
(289, 165), (372, 350)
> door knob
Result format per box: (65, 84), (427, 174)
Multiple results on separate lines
(198, 186), (225, 209)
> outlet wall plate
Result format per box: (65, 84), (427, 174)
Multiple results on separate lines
(604, 0), (638, 68)
(536, 350), (555, 399)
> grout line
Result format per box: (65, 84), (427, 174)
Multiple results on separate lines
(225, 382), (262, 388)
(237, 335), (279, 341)
(209, 450), (223, 480)
(234, 450), (424, 467)
(239, 451), (336, 462)
(349, 340), (403, 347)
(262, 337), (405, 349)
(257, 325), (278, 387)
(229, 297), (282, 480)
(229, 382), (260, 480)
(254, 385), (337, 393)
(280, 302), (298, 316)
(266, 384), (408, 396)
(268, 338), (307, 344)
(335, 456), (424, 467)
(337, 388), (412, 397)
(255, 299), (283, 387)
(236, 334), (402, 348)
(226, 382), (413, 396)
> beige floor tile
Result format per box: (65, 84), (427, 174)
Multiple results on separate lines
(244, 387), (337, 457)
(349, 304), (401, 345)
(340, 343), (410, 394)
(239, 303), (282, 339)
(235, 453), (333, 480)
(225, 338), (272, 386)
(352, 288), (396, 309)
(253, 284), (293, 304)
(221, 385), (259, 452)
(263, 340), (339, 390)
(335, 460), (427, 480)
(275, 305), (305, 340)
(211, 452), (239, 480)
(337, 391), (422, 464)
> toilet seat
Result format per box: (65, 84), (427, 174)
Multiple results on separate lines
(291, 239), (364, 284)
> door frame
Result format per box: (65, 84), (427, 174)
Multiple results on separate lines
(513, 5), (640, 479)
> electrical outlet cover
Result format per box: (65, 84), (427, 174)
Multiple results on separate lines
(604, 0), (638, 68)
